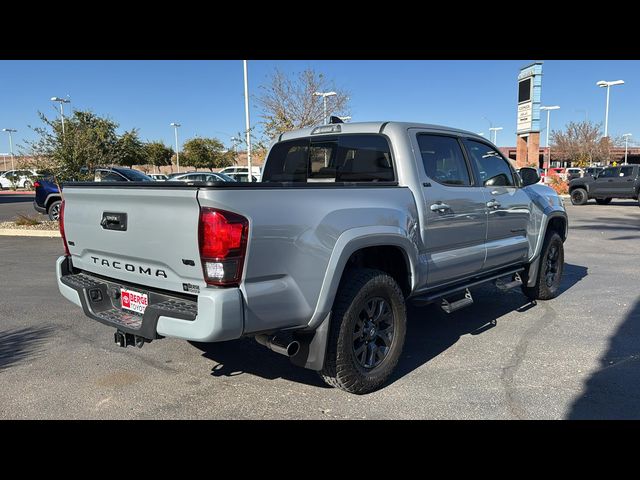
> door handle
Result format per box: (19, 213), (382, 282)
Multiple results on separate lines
(486, 200), (501, 209)
(430, 202), (450, 212)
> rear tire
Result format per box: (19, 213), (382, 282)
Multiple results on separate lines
(48, 200), (62, 221)
(595, 198), (612, 205)
(319, 268), (406, 394)
(522, 232), (564, 301)
(570, 188), (588, 205)
(23, 180), (33, 190)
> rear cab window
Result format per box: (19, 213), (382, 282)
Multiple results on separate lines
(262, 134), (395, 183)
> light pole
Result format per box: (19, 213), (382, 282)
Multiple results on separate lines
(623, 133), (632, 165)
(596, 80), (624, 138)
(540, 105), (560, 168)
(313, 91), (337, 125)
(489, 127), (503, 145)
(170, 123), (181, 173)
(51, 96), (71, 139)
(243, 60), (253, 183)
(2, 128), (16, 170)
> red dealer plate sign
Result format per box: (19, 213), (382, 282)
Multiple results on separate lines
(120, 288), (148, 314)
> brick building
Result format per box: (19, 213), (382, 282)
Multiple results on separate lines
(499, 146), (640, 168)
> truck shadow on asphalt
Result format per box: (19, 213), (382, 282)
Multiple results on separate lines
(192, 263), (588, 392)
(0, 325), (56, 371)
(567, 295), (640, 419)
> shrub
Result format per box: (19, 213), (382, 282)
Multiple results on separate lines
(547, 170), (569, 195)
(14, 214), (41, 226)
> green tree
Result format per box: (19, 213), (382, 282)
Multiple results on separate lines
(145, 141), (174, 173)
(26, 110), (121, 182)
(116, 129), (146, 167)
(256, 68), (351, 140)
(182, 137), (233, 171)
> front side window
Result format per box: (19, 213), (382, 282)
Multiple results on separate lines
(599, 167), (619, 178)
(619, 166), (634, 177)
(417, 134), (470, 186)
(463, 139), (515, 187)
(262, 135), (394, 183)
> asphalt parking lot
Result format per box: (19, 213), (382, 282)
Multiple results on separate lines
(0, 193), (36, 222)
(1, 199), (639, 419)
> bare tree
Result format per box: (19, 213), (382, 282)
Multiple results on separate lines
(551, 120), (621, 167)
(256, 68), (350, 140)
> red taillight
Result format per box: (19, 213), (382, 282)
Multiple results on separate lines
(59, 199), (70, 256)
(198, 207), (248, 287)
(34, 181), (41, 188)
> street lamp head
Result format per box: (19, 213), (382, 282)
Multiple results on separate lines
(51, 96), (60, 101)
(313, 91), (337, 97)
(2, 128), (17, 133)
(489, 127), (503, 131)
(541, 105), (560, 111)
(51, 96), (71, 103)
(170, 123), (181, 127)
(597, 80), (625, 87)
(623, 133), (632, 137)
(325, 91), (337, 97)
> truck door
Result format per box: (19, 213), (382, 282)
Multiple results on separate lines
(591, 167), (620, 197)
(611, 165), (636, 197)
(412, 132), (487, 287)
(461, 139), (531, 270)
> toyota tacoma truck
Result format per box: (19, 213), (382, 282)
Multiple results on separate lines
(569, 164), (640, 205)
(56, 121), (568, 394)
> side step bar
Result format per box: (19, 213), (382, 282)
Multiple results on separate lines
(412, 266), (525, 307)
(440, 289), (473, 313)
(495, 272), (523, 292)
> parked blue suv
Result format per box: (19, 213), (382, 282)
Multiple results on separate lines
(34, 167), (153, 220)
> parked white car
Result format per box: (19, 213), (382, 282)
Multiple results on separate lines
(0, 169), (37, 189)
(219, 166), (262, 181)
(148, 174), (169, 181)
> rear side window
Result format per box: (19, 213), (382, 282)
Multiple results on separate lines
(262, 134), (394, 183)
(463, 139), (515, 187)
(417, 134), (471, 186)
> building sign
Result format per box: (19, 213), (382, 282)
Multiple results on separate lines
(517, 102), (532, 132)
(516, 62), (542, 134)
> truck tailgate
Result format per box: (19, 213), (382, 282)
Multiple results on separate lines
(63, 186), (206, 294)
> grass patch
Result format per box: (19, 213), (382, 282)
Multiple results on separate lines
(14, 215), (42, 226)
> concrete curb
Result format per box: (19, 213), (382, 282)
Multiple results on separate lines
(0, 229), (60, 237)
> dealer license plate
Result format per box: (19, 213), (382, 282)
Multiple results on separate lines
(120, 288), (148, 314)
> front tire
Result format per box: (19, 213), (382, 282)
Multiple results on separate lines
(595, 198), (612, 205)
(320, 268), (407, 394)
(570, 188), (588, 205)
(522, 232), (564, 300)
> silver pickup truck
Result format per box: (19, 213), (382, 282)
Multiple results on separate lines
(56, 121), (568, 394)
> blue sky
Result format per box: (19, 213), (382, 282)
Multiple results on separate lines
(0, 60), (638, 154)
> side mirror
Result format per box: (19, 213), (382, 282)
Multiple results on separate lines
(519, 167), (540, 187)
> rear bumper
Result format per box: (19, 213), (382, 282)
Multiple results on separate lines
(56, 256), (244, 342)
(33, 200), (47, 214)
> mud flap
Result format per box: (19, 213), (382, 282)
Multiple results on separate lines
(289, 313), (331, 371)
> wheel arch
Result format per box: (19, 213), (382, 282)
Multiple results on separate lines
(306, 226), (418, 331)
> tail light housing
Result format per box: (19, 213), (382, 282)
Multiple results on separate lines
(198, 207), (249, 287)
(59, 199), (70, 256)
(34, 181), (41, 188)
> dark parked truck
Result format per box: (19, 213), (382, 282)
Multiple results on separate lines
(56, 121), (568, 394)
(569, 164), (640, 205)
